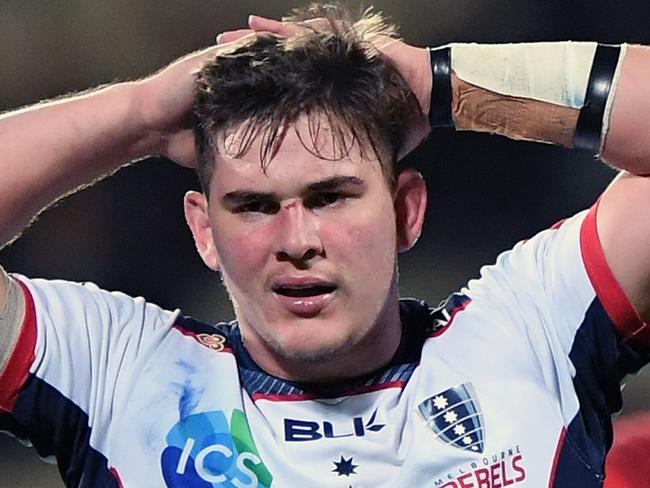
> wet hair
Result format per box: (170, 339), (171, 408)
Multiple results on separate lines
(193, 3), (420, 195)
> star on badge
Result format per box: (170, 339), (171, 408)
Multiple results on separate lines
(443, 410), (458, 424)
(453, 424), (466, 435)
(462, 436), (473, 445)
(332, 456), (358, 477)
(432, 395), (448, 410)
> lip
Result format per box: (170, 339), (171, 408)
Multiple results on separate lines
(274, 291), (336, 317)
(270, 275), (338, 318)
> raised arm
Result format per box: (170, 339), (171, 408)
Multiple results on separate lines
(0, 46), (223, 248)
(437, 43), (650, 323)
(594, 46), (650, 323)
(0, 43), (234, 361)
(436, 43), (650, 323)
(436, 43), (650, 321)
(0, 82), (151, 246)
(443, 44), (650, 323)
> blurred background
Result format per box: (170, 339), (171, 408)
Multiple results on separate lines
(1, 0), (649, 486)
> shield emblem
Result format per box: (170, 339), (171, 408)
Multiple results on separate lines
(418, 382), (485, 453)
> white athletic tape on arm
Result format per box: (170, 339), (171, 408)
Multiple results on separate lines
(451, 42), (598, 109)
(0, 269), (26, 375)
(600, 44), (628, 153)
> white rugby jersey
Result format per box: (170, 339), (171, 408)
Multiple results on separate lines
(1, 203), (649, 488)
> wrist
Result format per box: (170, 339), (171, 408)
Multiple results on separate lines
(127, 80), (171, 158)
(428, 46), (453, 128)
(408, 46), (433, 123)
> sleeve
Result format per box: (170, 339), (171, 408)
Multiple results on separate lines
(462, 203), (649, 453)
(0, 276), (179, 480)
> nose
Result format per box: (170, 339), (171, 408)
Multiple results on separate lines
(275, 200), (323, 265)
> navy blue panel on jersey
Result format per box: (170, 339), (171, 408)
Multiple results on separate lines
(0, 374), (120, 488)
(552, 297), (650, 486)
(551, 418), (605, 488)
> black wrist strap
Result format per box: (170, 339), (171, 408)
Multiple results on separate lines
(573, 44), (621, 152)
(428, 46), (454, 128)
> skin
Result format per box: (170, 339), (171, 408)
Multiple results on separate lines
(597, 46), (650, 321)
(184, 120), (427, 382)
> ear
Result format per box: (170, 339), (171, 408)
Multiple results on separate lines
(184, 191), (220, 271)
(394, 168), (427, 253)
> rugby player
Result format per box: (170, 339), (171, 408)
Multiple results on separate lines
(0, 5), (649, 487)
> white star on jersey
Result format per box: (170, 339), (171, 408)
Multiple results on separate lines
(443, 411), (458, 424)
(432, 395), (448, 410)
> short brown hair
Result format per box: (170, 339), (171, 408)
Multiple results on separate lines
(193, 3), (420, 194)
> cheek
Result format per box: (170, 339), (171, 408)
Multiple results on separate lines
(213, 224), (272, 283)
(323, 207), (397, 270)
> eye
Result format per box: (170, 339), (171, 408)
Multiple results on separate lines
(234, 199), (279, 214)
(307, 192), (347, 209)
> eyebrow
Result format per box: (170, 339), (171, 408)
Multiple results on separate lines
(305, 175), (365, 192)
(222, 176), (366, 206)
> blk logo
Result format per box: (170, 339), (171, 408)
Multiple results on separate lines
(284, 409), (385, 442)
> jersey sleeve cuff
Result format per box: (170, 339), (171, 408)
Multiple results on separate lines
(0, 279), (37, 412)
(580, 200), (650, 349)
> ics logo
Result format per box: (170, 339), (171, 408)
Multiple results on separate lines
(161, 409), (273, 487)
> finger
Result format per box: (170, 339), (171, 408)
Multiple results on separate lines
(299, 18), (331, 31)
(211, 31), (270, 58)
(216, 29), (254, 44)
(249, 15), (332, 38)
(248, 15), (285, 34)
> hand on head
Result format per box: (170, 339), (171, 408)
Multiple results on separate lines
(135, 32), (262, 168)
(215, 13), (432, 158)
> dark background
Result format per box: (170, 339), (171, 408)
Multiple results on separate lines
(1, 1), (649, 485)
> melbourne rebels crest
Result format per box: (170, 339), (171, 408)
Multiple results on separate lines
(418, 382), (485, 453)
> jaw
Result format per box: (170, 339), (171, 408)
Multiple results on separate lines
(234, 271), (403, 383)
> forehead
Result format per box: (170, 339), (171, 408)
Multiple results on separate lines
(210, 119), (386, 194)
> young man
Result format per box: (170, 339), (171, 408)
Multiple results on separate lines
(1, 6), (649, 487)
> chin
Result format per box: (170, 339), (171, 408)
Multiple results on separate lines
(276, 343), (345, 365)
(268, 320), (361, 365)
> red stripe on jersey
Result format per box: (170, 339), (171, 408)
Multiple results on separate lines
(549, 218), (568, 230)
(429, 299), (471, 338)
(580, 201), (650, 349)
(547, 426), (567, 488)
(0, 279), (38, 412)
(109, 467), (125, 488)
(252, 380), (406, 402)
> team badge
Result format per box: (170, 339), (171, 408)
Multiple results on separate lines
(418, 382), (485, 453)
(195, 333), (226, 352)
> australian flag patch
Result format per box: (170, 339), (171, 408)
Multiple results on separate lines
(418, 382), (485, 453)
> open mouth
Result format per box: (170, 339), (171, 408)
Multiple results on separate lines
(273, 284), (337, 298)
